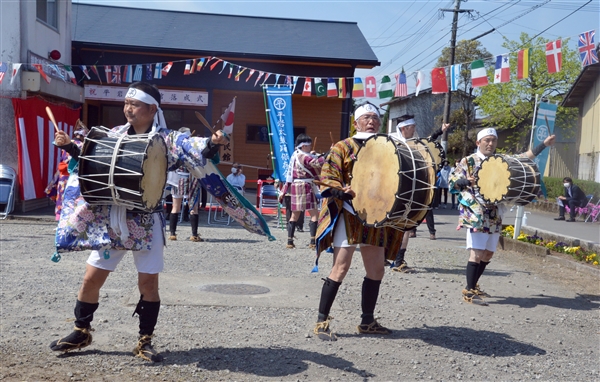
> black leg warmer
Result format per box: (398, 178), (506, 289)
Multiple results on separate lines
(133, 296), (161, 336)
(475, 260), (490, 285)
(394, 248), (407, 265)
(317, 277), (341, 322)
(361, 277), (382, 325)
(309, 221), (318, 245)
(287, 221), (296, 246)
(190, 214), (199, 237)
(466, 261), (479, 291)
(74, 300), (99, 329)
(169, 213), (178, 235)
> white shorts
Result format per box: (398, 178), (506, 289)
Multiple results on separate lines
(332, 215), (371, 248)
(466, 230), (500, 252)
(87, 214), (165, 274)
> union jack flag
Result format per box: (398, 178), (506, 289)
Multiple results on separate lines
(578, 30), (598, 67)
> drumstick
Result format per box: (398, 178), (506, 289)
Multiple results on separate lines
(313, 180), (346, 192)
(194, 111), (217, 135)
(46, 107), (60, 133)
(329, 131), (334, 145)
(195, 111), (230, 142)
(312, 136), (317, 152)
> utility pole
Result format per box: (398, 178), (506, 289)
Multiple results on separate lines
(440, 0), (473, 153)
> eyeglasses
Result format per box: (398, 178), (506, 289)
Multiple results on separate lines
(360, 114), (380, 122)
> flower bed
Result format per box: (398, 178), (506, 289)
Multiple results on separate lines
(501, 225), (599, 266)
(565, 203), (600, 222)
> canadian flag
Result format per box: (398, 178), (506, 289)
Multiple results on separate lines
(303, 77), (312, 96)
(546, 40), (562, 74)
(162, 62), (173, 77)
(12, 98), (80, 200)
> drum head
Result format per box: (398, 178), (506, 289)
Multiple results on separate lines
(140, 135), (168, 210)
(403, 140), (436, 224)
(352, 135), (400, 225)
(425, 140), (444, 170)
(476, 156), (512, 204)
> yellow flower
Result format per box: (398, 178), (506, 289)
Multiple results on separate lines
(594, 261), (598, 266)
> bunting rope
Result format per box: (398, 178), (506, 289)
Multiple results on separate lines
(0, 29), (596, 99)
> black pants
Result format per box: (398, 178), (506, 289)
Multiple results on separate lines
(199, 184), (207, 208)
(425, 209), (435, 234)
(559, 199), (583, 219)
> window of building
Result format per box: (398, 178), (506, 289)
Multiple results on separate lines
(246, 125), (307, 144)
(246, 125), (270, 144)
(37, 0), (58, 29)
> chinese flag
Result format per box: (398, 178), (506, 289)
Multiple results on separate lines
(431, 67), (448, 94)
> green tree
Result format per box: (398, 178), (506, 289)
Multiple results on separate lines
(436, 40), (491, 158)
(475, 32), (580, 152)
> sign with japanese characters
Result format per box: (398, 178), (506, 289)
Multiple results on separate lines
(84, 85), (208, 106)
(265, 86), (294, 181)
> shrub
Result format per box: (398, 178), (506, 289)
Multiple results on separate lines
(543, 177), (600, 200)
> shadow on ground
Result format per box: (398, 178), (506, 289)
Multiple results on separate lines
(169, 347), (366, 378)
(489, 293), (599, 310)
(53, 347), (369, 378)
(338, 325), (546, 357)
(419, 267), (514, 277)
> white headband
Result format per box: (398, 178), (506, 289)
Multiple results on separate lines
(74, 128), (88, 137)
(477, 127), (497, 141)
(296, 142), (312, 150)
(354, 104), (380, 121)
(396, 119), (416, 129)
(125, 87), (167, 131)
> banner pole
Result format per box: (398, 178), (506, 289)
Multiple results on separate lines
(528, 93), (539, 151)
(515, 93), (540, 240)
(262, 85), (284, 229)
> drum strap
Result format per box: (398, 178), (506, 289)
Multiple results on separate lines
(108, 134), (127, 206)
(108, 134), (131, 241)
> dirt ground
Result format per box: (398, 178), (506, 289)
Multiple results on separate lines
(1, 209), (598, 381)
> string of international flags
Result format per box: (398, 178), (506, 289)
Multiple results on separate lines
(0, 30), (596, 99)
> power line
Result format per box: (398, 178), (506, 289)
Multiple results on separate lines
(386, 0), (549, 77)
(522, 0), (593, 45)
(366, 2), (417, 47)
(371, 1), (452, 76)
(373, 0), (445, 53)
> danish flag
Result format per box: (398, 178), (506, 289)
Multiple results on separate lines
(545, 40), (562, 74)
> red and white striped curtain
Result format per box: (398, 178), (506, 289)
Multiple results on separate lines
(11, 98), (80, 200)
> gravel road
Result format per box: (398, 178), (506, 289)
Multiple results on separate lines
(1, 210), (598, 381)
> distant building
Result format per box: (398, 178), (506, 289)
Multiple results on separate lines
(560, 63), (600, 182)
(1, 2), (378, 211)
(71, 3), (378, 191)
(0, 0), (83, 212)
(380, 88), (467, 138)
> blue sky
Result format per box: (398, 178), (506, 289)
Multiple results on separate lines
(76, 0), (599, 91)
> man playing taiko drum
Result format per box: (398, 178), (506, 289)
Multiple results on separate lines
(312, 102), (404, 341)
(389, 114), (450, 272)
(50, 82), (227, 361)
(449, 127), (555, 305)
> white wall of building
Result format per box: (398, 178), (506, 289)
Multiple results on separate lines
(0, 1), (23, 170)
(577, 74), (600, 183)
(20, 0), (72, 69)
(1, 0), (77, 208)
